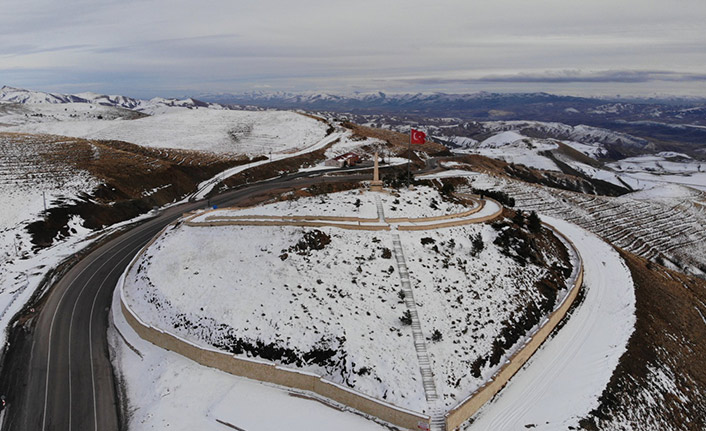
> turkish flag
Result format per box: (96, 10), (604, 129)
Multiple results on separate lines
(411, 129), (426, 144)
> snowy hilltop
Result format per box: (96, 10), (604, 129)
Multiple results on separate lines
(122, 186), (576, 413)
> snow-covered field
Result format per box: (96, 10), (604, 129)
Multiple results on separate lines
(606, 153), (706, 192)
(398, 225), (573, 406)
(379, 186), (469, 219)
(607, 153), (704, 174)
(6, 109), (329, 157)
(123, 187), (572, 415)
(197, 186), (471, 222)
(468, 217), (635, 430)
(218, 189), (379, 219)
(109, 279), (388, 431)
(124, 222), (429, 411)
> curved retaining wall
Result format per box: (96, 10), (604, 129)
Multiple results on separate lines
(185, 219), (391, 231)
(121, 206), (582, 431)
(205, 214), (381, 223)
(444, 223), (584, 430)
(396, 198), (502, 231)
(186, 197), (501, 233)
(118, 224), (430, 430)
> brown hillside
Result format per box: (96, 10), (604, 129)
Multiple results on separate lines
(0, 132), (248, 247)
(580, 250), (706, 431)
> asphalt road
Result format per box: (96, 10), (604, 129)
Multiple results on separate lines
(0, 170), (374, 431)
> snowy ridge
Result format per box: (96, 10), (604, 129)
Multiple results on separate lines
(0, 85), (227, 113)
(477, 130), (526, 148)
(453, 130), (561, 172)
(446, 126), (706, 192)
(480, 120), (648, 148)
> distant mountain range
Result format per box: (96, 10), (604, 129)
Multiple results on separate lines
(0, 85), (228, 114)
(3, 85), (705, 155)
(198, 91), (706, 153)
(198, 90), (704, 122)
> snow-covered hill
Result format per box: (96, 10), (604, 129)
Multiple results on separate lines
(123, 187), (574, 413)
(481, 120), (649, 148)
(1, 86), (332, 157)
(0, 86), (249, 127)
(6, 109), (330, 156)
(445, 125), (706, 193)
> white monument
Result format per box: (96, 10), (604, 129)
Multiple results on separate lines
(370, 152), (383, 192)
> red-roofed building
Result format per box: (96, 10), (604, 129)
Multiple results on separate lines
(325, 152), (361, 168)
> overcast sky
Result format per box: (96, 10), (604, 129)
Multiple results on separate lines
(1, 0), (705, 98)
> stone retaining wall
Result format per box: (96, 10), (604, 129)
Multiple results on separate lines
(185, 197), (499, 233)
(444, 223), (584, 430)
(205, 214), (380, 223)
(396, 198), (502, 231)
(185, 219), (391, 231)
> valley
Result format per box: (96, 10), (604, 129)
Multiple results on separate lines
(0, 85), (703, 431)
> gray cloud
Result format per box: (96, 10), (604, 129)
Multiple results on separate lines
(0, 44), (92, 57)
(379, 70), (706, 88)
(1, 0), (705, 97)
(475, 70), (706, 84)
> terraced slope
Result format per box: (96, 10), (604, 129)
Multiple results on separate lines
(489, 178), (706, 276)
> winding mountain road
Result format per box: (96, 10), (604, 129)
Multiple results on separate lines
(0, 169), (376, 431)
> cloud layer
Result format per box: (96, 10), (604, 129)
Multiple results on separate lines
(1, 0), (705, 97)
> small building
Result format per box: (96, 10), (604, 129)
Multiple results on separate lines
(325, 152), (361, 168)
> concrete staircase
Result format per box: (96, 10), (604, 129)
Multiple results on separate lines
(375, 194), (385, 222)
(382, 200), (444, 430)
(391, 233), (439, 403)
(430, 407), (447, 431)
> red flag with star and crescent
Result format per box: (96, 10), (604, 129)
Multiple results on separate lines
(410, 129), (426, 144)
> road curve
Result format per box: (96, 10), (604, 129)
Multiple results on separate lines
(0, 170), (371, 431)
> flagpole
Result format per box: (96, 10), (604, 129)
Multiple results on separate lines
(407, 129), (411, 187)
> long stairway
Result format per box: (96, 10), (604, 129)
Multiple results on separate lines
(381, 194), (443, 430)
(375, 194), (385, 222)
(391, 233), (439, 403)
